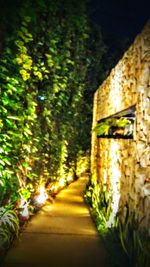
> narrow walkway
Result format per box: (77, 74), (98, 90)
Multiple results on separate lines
(2, 176), (106, 267)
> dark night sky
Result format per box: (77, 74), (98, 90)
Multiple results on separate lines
(90, 0), (150, 41)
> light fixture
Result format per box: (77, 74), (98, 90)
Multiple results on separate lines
(36, 185), (48, 205)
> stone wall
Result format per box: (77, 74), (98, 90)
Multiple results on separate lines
(91, 20), (150, 226)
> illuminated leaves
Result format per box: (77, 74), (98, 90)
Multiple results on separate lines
(0, 206), (19, 249)
(0, 1), (105, 238)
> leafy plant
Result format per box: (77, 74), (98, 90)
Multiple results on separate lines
(115, 118), (131, 128)
(93, 119), (111, 136)
(85, 180), (113, 233)
(85, 180), (150, 267)
(117, 206), (150, 267)
(93, 117), (132, 137)
(0, 0), (106, 245)
(18, 184), (33, 201)
(0, 206), (19, 249)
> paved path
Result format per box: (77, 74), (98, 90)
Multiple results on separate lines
(2, 176), (106, 267)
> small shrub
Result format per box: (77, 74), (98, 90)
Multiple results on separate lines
(0, 206), (19, 250)
(85, 182), (150, 267)
(117, 206), (150, 267)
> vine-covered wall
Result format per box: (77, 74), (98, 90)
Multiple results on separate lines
(91, 20), (150, 227)
(0, 1), (108, 252)
(0, 0), (106, 211)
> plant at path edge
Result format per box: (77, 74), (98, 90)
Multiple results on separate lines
(0, 206), (19, 250)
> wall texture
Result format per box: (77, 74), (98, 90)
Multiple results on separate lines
(91, 20), (150, 226)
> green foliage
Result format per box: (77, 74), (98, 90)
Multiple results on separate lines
(19, 184), (33, 201)
(0, 15), (38, 208)
(117, 206), (150, 267)
(0, 0), (106, 253)
(93, 120), (111, 136)
(0, 206), (19, 249)
(93, 117), (131, 136)
(85, 180), (150, 267)
(115, 118), (130, 128)
(85, 180), (113, 233)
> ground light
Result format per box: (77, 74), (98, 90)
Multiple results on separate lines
(66, 174), (73, 183)
(18, 198), (29, 220)
(36, 185), (48, 205)
(59, 178), (66, 187)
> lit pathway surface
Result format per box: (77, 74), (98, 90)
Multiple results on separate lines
(2, 175), (106, 267)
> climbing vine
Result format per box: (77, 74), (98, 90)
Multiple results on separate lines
(0, 0), (106, 252)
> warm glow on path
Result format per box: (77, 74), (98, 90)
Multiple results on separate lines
(2, 176), (106, 267)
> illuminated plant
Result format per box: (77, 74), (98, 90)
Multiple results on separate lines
(17, 184), (34, 220)
(86, 183), (150, 267)
(0, 1), (106, 258)
(117, 206), (150, 267)
(85, 180), (114, 233)
(93, 117), (132, 137)
(0, 206), (19, 249)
